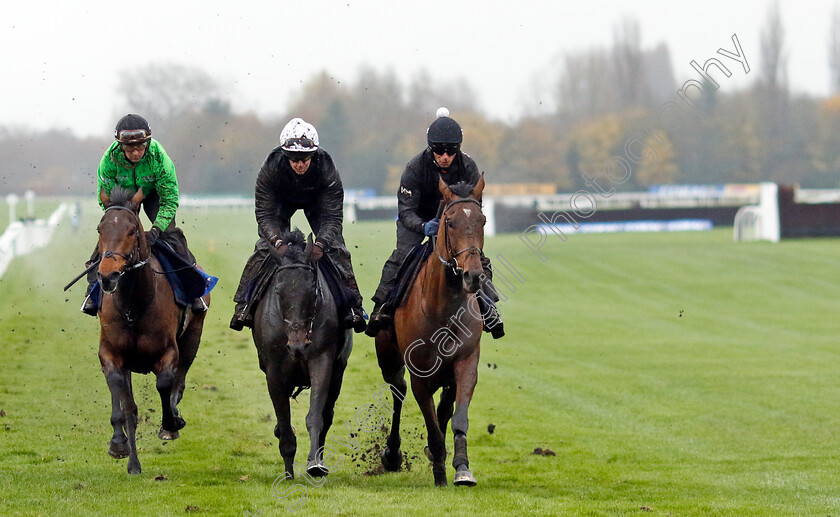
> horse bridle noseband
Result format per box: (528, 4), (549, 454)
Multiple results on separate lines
(435, 198), (484, 275)
(99, 206), (151, 280)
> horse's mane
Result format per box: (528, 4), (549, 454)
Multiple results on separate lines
(448, 181), (476, 199)
(280, 229), (308, 262)
(108, 186), (137, 207)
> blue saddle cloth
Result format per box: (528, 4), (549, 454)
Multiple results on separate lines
(91, 242), (218, 309)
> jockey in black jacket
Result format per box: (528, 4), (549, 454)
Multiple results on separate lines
(230, 118), (367, 333)
(366, 108), (504, 339)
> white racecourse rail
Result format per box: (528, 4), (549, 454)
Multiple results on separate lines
(0, 204), (68, 279)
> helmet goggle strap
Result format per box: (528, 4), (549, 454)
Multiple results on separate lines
(117, 129), (150, 143)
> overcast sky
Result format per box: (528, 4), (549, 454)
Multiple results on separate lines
(0, 0), (834, 138)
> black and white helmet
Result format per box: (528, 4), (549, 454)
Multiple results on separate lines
(280, 118), (319, 153)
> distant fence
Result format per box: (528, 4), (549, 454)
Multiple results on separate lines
(181, 186), (764, 237)
(0, 204), (68, 279)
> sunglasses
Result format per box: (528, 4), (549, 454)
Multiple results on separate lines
(431, 145), (460, 156)
(120, 142), (148, 152)
(285, 151), (315, 163)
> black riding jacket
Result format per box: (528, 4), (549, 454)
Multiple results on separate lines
(397, 148), (481, 235)
(255, 147), (344, 248)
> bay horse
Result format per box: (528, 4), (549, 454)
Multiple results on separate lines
(252, 230), (351, 480)
(96, 187), (208, 474)
(375, 175), (486, 486)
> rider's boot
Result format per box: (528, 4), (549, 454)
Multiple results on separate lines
(477, 293), (505, 339)
(81, 282), (98, 316)
(191, 297), (208, 313)
(365, 302), (393, 337)
(343, 305), (368, 333)
(229, 302), (250, 331)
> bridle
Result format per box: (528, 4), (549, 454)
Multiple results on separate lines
(435, 197), (484, 276)
(98, 205), (153, 325)
(98, 205), (150, 288)
(275, 262), (320, 342)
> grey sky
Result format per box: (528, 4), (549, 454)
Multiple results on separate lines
(1, 0), (833, 137)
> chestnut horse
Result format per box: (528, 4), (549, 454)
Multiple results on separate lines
(252, 230), (351, 480)
(96, 187), (209, 474)
(375, 175), (486, 486)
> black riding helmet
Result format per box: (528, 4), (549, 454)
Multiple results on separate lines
(426, 107), (463, 149)
(115, 114), (152, 144)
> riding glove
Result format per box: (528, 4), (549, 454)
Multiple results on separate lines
(424, 219), (440, 236)
(146, 226), (161, 247)
(310, 241), (325, 261)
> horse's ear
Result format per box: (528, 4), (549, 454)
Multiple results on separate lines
(438, 176), (452, 201)
(304, 233), (315, 260)
(129, 189), (145, 213)
(99, 189), (111, 208)
(472, 173), (485, 201)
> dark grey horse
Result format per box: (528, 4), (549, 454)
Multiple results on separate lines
(252, 230), (352, 479)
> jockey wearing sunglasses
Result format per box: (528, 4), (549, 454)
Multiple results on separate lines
(366, 108), (504, 339)
(230, 118), (368, 334)
(81, 114), (207, 316)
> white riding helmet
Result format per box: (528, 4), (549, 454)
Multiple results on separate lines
(280, 118), (319, 152)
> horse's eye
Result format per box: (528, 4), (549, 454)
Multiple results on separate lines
(447, 220), (454, 228)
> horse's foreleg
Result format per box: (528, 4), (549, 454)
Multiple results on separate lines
(381, 366), (407, 472)
(450, 354), (479, 487)
(376, 331), (407, 471)
(172, 314), (204, 409)
(266, 363), (296, 480)
(155, 347), (185, 440)
(104, 367), (141, 474)
(437, 383), (456, 437)
(122, 372), (141, 474)
(318, 357), (347, 448)
(304, 357), (333, 478)
(103, 368), (130, 458)
(412, 380), (447, 486)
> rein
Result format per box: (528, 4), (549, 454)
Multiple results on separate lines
(434, 198), (484, 275)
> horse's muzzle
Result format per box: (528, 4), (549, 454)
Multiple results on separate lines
(97, 271), (121, 294)
(462, 268), (482, 293)
(287, 338), (309, 360)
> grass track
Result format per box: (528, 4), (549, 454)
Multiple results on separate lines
(1, 204), (840, 516)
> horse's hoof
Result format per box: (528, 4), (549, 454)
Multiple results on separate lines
(380, 447), (403, 472)
(109, 440), (131, 459)
(306, 461), (329, 478)
(127, 460), (142, 475)
(172, 415), (186, 431)
(453, 468), (477, 487)
(158, 427), (180, 441)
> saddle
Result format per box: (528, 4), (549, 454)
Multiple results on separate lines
(384, 239), (434, 310)
(242, 252), (355, 326)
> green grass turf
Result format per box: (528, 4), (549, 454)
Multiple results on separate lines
(1, 205), (840, 516)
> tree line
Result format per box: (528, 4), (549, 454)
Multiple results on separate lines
(3, 7), (840, 197)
